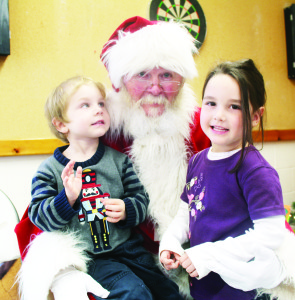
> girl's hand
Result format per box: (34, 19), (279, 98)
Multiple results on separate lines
(61, 160), (82, 207)
(160, 250), (181, 270)
(100, 198), (126, 223)
(179, 252), (199, 277)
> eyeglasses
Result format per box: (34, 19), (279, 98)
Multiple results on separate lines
(127, 72), (183, 93)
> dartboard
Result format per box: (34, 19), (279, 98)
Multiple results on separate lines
(149, 0), (206, 49)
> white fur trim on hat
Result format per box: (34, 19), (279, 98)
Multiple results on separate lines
(102, 20), (198, 89)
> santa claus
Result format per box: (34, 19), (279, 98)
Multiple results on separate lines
(99, 16), (210, 254)
(15, 16), (294, 300)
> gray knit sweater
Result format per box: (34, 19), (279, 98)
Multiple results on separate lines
(28, 142), (149, 255)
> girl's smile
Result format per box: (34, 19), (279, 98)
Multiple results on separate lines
(210, 125), (229, 134)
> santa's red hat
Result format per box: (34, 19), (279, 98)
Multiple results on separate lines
(100, 16), (198, 90)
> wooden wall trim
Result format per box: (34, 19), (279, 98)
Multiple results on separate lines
(0, 139), (66, 157)
(253, 129), (295, 142)
(0, 129), (294, 157)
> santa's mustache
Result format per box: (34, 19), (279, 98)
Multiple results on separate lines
(135, 94), (170, 108)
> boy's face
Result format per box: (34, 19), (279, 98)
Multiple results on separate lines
(60, 84), (110, 143)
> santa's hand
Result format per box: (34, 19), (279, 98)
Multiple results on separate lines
(51, 266), (110, 300)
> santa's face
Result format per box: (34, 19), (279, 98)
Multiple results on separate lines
(123, 67), (183, 117)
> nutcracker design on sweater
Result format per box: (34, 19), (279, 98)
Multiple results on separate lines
(79, 169), (111, 252)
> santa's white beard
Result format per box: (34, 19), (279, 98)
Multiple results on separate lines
(107, 84), (197, 238)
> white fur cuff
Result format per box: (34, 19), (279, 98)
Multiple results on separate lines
(17, 230), (89, 300)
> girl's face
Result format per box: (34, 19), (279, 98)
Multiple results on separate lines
(201, 74), (244, 153)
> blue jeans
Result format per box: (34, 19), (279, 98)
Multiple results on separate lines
(88, 234), (183, 300)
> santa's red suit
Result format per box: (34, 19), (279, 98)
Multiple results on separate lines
(15, 16), (295, 300)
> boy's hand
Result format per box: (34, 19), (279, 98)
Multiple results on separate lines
(61, 160), (82, 207)
(100, 198), (126, 223)
(160, 250), (180, 270)
(178, 252), (199, 278)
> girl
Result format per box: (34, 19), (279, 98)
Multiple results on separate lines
(159, 59), (287, 300)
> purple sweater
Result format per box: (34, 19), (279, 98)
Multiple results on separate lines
(181, 146), (285, 300)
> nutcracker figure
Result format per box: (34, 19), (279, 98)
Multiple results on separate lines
(79, 168), (111, 252)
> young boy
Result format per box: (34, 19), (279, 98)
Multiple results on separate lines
(28, 76), (182, 300)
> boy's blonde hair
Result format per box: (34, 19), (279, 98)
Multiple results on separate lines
(45, 76), (106, 143)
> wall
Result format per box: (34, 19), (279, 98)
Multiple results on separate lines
(259, 141), (295, 206)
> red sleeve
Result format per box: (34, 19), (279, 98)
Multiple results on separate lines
(187, 107), (211, 155)
(14, 207), (42, 260)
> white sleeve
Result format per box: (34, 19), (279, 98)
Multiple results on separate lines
(159, 201), (189, 256)
(185, 215), (287, 291)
